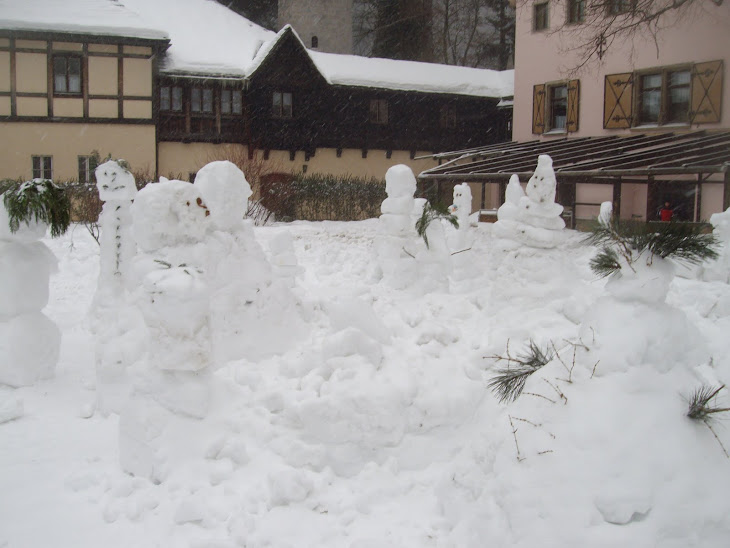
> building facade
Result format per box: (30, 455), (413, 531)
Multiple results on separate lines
(0, 0), (512, 193)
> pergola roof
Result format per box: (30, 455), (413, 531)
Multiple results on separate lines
(418, 131), (730, 181)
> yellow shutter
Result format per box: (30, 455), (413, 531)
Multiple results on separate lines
(603, 73), (633, 129)
(566, 79), (580, 132)
(532, 84), (545, 134)
(690, 60), (723, 124)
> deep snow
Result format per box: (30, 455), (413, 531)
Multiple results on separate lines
(1, 218), (730, 547)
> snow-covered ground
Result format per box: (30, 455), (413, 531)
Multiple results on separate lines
(2, 218), (730, 547)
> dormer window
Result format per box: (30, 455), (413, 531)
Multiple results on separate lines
(311, 36), (319, 49)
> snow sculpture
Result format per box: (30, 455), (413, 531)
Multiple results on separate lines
(447, 183), (473, 254)
(579, 202), (709, 375)
(96, 160), (138, 292)
(375, 165), (421, 288)
(0, 186), (60, 387)
(193, 161), (307, 362)
(493, 155), (566, 248)
(92, 161), (141, 414)
(703, 207), (730, 283)
(120, 179), (213, 480)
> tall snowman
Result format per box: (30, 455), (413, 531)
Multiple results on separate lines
(92, 160), (142, 415)
(375, 164), (420, 288)
(0, 181), (65, 387)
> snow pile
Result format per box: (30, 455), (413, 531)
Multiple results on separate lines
(0, 187), (60, 387)
(493, 155), (567, 248)
(2, 210), (730, 547)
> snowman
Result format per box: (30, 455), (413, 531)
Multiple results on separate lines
(448, 183), (473, 252)
(493, 155), (566, 248)
(119, 178), (213, 481)
(91, 160), (141, 414)
(0, 182), (61, 387)
(95, 160), (138, 294)
(194, 160), (307, 362)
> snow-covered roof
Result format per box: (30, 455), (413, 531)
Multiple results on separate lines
(251, 26), (513, 99)
(312, 51), (514, 99)
(119, 0), (276, 77)
(0, 0), (513, 99)
(0, 0), (169, 42)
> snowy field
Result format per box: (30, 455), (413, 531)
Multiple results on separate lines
(2, 217), (730, 547)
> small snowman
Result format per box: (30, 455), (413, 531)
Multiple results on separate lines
(448, 183), (473, 252)
(0, 180), (67, 386)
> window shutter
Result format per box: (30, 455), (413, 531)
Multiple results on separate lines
(690, 60), (723, 124)
(532, 84), (546, 134)
(603, 73), (633, 129)
(566, 79), (580, 132)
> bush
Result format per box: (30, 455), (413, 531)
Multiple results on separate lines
(261, 173), (386, 222)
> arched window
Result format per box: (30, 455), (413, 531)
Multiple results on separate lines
(311, 36), (319, 49)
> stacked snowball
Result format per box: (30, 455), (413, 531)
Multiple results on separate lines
(0, 188), (60, 387)
(493, 155), (566, 248)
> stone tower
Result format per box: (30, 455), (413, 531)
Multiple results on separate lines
(278, 0), (353, 55)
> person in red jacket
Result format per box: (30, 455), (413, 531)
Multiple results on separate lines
(660, 201), (674, 222)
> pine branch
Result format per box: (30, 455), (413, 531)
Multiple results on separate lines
(648, 221), (718, 265)
(3, 179), (71, 238)
(415, 201), (458, 249)
(487, 340), (554, 403)
(589, 247), (622, 278)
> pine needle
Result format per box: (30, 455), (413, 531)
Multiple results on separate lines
(415, 201), (458, 248)
(487, 340), (554, 403)
(2, 179), (71, 238)
(687, 384), (730, 420)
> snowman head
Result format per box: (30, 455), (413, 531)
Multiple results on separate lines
(452, 183), (472, 212)
(95, 160), (137, 201)
(385, 164), (416, 198)
(526, 154), (556, 205)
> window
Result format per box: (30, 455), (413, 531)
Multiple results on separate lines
(567, 0), (585, 23)
(272, 91), (293, 118)
(533, 80), (579, 134)
(53, 55), (81, 95)
(440, 105), (457, 129)
(160, 86), (183, 112)
(548, 84), (568, 131)
(311, 36), (319, 49)
(32, 156), (52, 180)
(638, 68), (691, 125)
(221, 89), (243, 115)
(607, 0), (634, 15)
(533, 3), (549, 31)
(191, 87), (214, 113)
(604, 61), (722, 129)
(369, 99), (388, 124)
(78, 155), (98, 185)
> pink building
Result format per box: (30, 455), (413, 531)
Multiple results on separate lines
(421, 1), (730, 225)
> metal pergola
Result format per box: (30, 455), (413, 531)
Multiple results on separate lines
(418, 131), (730, 227)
